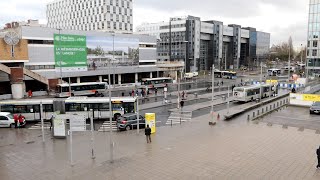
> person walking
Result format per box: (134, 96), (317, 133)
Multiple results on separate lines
(317, 146), (320, 169)
(180, 100), (184, 109)
(13, 114), (19, 128)
(49, 114), (54, 130)
(18, 114), (25, 128)
(145, 125), (152, 143)
(221, 80), (224, 86)
(155, 88), (158, 96)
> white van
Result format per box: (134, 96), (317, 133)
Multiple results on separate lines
(0, 112), (15, 128)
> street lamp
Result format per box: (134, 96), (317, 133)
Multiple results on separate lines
(108, 58), (114, 163)
(211, 64), (215, 122)
(57, 28), (63, 90)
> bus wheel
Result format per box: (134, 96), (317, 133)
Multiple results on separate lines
(125, 125), (131, 131)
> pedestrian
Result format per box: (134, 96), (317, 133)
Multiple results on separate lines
(28, 90), (32, 98)
(292, 87), (296, 93)
(147, 89), (150, 95)
(18, 114), (25, 128)
(155, 88), (158, 95)
(145, 125), (152, 143)
(13, 114), (19, 128)
(317, 146), (320, 169)
(180, 100), (184, 109)
(122, 92), (125, 97)
(221, 80), (224, 86)
(49, 114), (54, 130)
(182, 91), (185, 99)
(132, 89), (134, 97)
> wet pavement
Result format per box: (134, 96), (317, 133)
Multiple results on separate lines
(260, 106), (320, 131)
(1, 103), (320, 179)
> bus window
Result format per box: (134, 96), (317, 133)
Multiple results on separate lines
(112, 103), (122, 111)
(122, 102), (135, 114)
(13, 105), (27, 113)
(65, 103), (81, 111)
(1, 105), (13, 113)
(44, 104), (53, 112)
(99, 103), (110, 111)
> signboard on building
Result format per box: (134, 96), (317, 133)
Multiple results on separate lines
(86, 36), (139, 68)
(54, 34), (87, 72)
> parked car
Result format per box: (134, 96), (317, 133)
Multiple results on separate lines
(0, 112), (15, 128)
(310, 102), (320, 114)
(117, 113), (145, 131)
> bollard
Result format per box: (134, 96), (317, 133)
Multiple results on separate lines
(253, 112), (255, 118)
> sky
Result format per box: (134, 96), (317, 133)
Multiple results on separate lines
(0, 0), (309, 48)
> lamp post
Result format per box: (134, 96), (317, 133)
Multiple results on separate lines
(211, 64), (215, 122)
(300, 44), (303, 65)
(183, 41), (188, 79)
(112, 33), (115, 86)
(57, 28), (63, 93)
(108, 61), (114, 163)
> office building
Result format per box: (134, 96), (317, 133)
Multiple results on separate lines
(136, 15), (270, 72)
(307, 0), (320, 76)
(46, 0), (133, 33)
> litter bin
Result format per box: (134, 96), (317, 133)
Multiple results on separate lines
(194, 93), (198, 98)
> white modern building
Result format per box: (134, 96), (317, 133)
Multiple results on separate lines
(46, 0), (133, 33)
(136, 21), (168, 39)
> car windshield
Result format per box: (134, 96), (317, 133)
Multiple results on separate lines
(7, 114), (13, 119)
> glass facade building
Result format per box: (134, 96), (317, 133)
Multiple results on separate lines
(307, 0), (320, 75)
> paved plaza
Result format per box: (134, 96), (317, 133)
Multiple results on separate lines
(1, 108), (320, 180)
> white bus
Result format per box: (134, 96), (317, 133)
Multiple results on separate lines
(222, 71), (237, 79)
(0, 97), (136, 121)
(267, 69), (281, 76)
(56, 82), (107, 97)
(141, 77), (173, 89)
(233, 84), (276, 102)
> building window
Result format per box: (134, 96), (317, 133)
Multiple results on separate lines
(314, 40), (318, 47)
(313, 49), (317, 56)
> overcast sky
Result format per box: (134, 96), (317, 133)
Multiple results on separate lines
(0, 0), (309, 48)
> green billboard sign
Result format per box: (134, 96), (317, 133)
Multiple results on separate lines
(54, 34), (87, 71)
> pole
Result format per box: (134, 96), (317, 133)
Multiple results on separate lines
(58, 29), (63, 92)
(184, 41), (188, 79)
(112, 33), (115, 86)
(108, 64), (114, 163)
(301, 44), (303, 65)
(137, 95), (139, 134)
(306, 46), (309, 80)
(288, 43), (291, 81)
(70, 130), (73, 166)
(227, 86), (230, 114)
(260, 61), (262, 100)
(211, 64), (215, 122)
(177, 73), (180, 109)
(90, 109), (95, 159)
(40, 102), (45, 143)
(68, 77), (71, 97)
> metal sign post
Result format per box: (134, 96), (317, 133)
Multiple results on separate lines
(69, 114), (86, 166)
(40, 102), (45, 143)
(90, 109), (95, 159)
(137, 96), (140, 134)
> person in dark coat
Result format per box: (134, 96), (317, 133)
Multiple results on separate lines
(145, 125), (152, 143)
(317, 146), (320, 168)
(180, 100), (184, 109)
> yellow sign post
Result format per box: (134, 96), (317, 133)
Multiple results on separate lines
(145, 113), (156, 134)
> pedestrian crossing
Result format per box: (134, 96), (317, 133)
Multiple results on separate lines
(28, 122), (51, 130)
(166, 111), (192, 126)
(98, 121), (117, 132)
